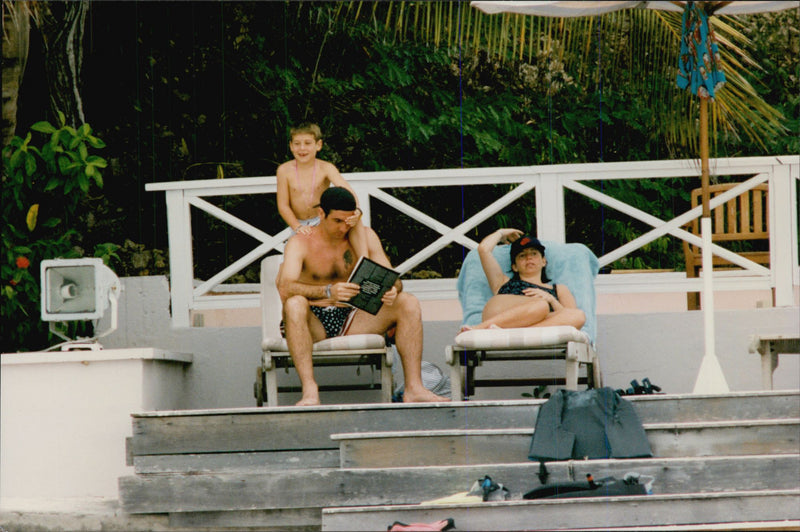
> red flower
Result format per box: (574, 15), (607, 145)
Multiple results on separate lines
(15, 256), (30, 269)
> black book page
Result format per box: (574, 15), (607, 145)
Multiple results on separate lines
(346, 257), (399, 315)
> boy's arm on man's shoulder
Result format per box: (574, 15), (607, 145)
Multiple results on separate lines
(325, 163), (345, 183)
(324, 163), (359, 203)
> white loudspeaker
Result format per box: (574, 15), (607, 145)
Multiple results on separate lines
(40, 258), (121, 323)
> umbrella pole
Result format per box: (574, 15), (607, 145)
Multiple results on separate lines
(693, 97), (729, 394)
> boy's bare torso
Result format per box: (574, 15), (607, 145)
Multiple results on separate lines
(277, 160), (336, 220)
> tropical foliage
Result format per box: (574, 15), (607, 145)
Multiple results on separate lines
(1, 112), (112, 351)
(332, 1), (789, 154)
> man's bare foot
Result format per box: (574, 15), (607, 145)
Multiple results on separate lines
(403, 387), (450, 403)
(295, 385), (320, 406)
(296, 395), (321, 406)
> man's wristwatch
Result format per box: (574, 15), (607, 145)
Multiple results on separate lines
(325, 284), (332, 299)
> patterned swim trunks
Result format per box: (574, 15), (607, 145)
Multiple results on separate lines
(310, 306), (358, 338)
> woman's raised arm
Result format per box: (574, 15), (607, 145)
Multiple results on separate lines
(478, 228), (522, 294)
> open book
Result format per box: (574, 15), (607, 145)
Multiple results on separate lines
(346, 256), (400, 315)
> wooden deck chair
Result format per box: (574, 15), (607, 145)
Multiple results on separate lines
(445, 242), (602, 401)
(683, 183), (770, 310)
(254, 255), (393, 406)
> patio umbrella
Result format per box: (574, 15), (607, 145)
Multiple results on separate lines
(676, 2), (727, 393)
(471, 0), (799, 393)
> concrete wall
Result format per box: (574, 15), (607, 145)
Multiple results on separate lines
(1, 349), (191, 499)
(596, 309), (800, 393)
(101, 276), (799, 409)
(100, 276), (262, 409)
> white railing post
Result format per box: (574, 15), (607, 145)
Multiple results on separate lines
(536, 172), (566, 243)
(770, 163), (797, 307)
(165, 189), (194, 327)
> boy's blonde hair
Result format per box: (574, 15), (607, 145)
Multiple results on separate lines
(290, 122), (322, 141)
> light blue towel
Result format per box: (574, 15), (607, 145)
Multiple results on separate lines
(457, 241), (599, 344)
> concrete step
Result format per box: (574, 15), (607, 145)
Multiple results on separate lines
(119, 454), (800, 518)
(321, 489), (800, 531)
(128, 391), (800, 459)
(333, 418), (800, 468)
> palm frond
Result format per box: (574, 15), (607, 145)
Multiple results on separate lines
(335, 1), (789, 155)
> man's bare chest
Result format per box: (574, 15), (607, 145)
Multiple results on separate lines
(303, 246), (357, 282)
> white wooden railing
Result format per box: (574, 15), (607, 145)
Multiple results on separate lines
(146, 156), (799, 327)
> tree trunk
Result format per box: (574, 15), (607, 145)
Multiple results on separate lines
(1, 0), (31, 147)
(37, 0), (89, 128)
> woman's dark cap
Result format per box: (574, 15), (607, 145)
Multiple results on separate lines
(510, 235), (546, 262)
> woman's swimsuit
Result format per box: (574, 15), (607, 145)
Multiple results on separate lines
(498, 278), (558, 298)
(498, 278), (559, 310)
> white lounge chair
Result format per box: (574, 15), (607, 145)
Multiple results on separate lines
(445, 241), (602, 401)
(254, 255), (393, 406)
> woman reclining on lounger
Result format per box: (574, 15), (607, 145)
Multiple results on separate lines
(463, 228), (586, 331)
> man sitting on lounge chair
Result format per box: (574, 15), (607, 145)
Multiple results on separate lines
(279, 186), (449, 406)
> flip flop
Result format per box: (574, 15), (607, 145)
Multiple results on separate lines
(388, 517), (456, 531)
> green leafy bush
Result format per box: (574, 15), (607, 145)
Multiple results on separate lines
(1, 112), (115, 352)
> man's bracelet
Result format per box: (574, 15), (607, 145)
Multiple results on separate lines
(325, 284), (332, 299)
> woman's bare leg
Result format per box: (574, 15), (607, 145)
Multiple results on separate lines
(468, 295), (550, 329)
(530, 307), (586, 329)
(464, 295), (585, 331)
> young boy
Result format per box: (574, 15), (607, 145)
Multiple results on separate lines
(276, 123), (367, 258)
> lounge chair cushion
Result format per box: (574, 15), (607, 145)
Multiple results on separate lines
(262, 333), (386, 353)
(454, 325), (591, 349)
